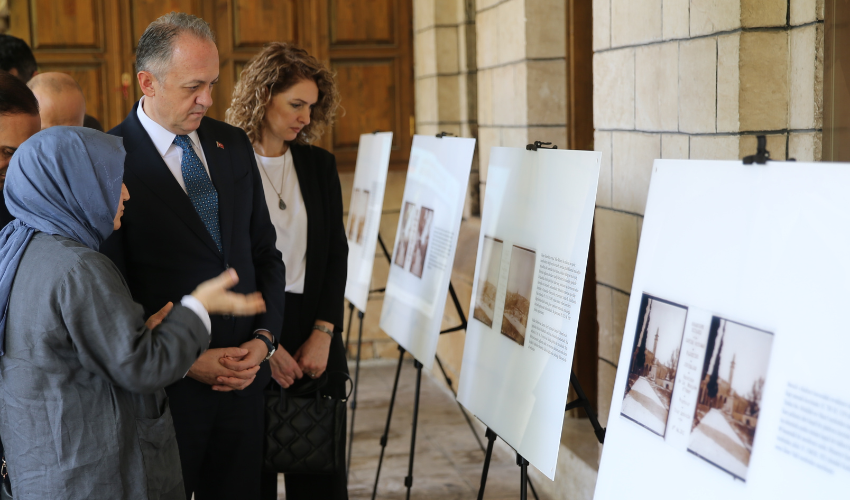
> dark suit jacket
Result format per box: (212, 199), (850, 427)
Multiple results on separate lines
(101, 102), (286, 394)
(0, 191), (12, 228)
(285, 143), (348, 343)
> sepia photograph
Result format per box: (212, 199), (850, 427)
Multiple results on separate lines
(687, 317), (773, 481)
(500, 245), (535, 346)
(621, 294), (688, 437)
(409, 206), (434, 278)
(347, 188), (370, 245)
(473, 237), (504, 328)
(347, 188), (361, 242)
(394, 201), (415, 267)
(393, 202), (434, 279)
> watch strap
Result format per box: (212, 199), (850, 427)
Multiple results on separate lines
(254, 333), (275, 361)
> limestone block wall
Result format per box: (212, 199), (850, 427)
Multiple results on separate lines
(476, 0), (568, 202)
(592, 0), (824, 429)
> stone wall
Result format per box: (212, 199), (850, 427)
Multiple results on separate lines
(592, 0), (824, 432)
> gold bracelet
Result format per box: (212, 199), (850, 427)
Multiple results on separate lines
(313, 324), (333, 338)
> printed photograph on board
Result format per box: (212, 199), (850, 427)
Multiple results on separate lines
(394, 201), (415, 267)
(621, 294), (688, 437)
(347, 188), (361, 242)
(500, 245), (535, 346)
(472, 237), (504, 328)
(392, 201), (435, 279)
(355, 190), (370, 244)
(687, 317), (773, 481)
(346, 188), (370, 245)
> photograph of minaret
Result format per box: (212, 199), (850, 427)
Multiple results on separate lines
(687, 316), (773, 481)
(621, 293), (688, 437)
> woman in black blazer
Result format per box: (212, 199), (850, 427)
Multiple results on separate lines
(226, 42), (349, 500)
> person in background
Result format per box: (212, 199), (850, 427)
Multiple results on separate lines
(226, 42), (348, 500)
(0, 34), (103, 131)
(0, 126), (267, 499)
(0, 71), (40, 227)
(100, 13), (286, 499)
(28, 72), (86, 128)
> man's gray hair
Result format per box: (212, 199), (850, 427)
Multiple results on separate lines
(136, 12), (215, 80)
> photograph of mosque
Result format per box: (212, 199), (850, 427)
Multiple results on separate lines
(346, 188), (370, 245)
(500, 245), (535, 346)
(621, 294), (688, 437)
(393, 201), (434, 279)
(687, 316), (773, 481)
(472, 236), (503, 328)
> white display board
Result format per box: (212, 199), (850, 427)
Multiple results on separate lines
(379, 134), (475, 369)
(344, 132), (393, 312)
(456, 147), (601, 480)
(595, 160), (850, 499)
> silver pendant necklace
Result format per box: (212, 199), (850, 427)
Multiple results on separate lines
(258, 154), (288, 210)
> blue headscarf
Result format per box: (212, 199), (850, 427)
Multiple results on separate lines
(0, 127), (125, 354)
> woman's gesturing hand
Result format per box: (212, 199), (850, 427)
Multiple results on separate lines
(269, 347), (303, 388)
(191, 269), (266, 316)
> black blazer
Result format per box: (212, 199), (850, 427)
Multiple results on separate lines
(101, 102), (286, 393)
(287, 143), (348, 339)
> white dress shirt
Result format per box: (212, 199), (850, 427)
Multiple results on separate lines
(136, 96), (211, 193)
(255, 150), (307, 294)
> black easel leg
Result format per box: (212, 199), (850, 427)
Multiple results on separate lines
(346, 310), (365, 479)
(344, 302), (354, 354)
(405, 360), (423, 500)
(518, 454), (529, 500)
(476, 428), (497, 500)
(371, 346), (405, 500)
(434, 355), (485, 452)
(568, 370), (607, 444)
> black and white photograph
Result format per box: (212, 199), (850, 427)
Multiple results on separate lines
(473, 236), (503, 328)
(500, 245), (535, 346)
(346, 188), (370, 245)
(392, 201), (434, 279)
(621, 294), (687, 437)
(688, 316), (773, 481)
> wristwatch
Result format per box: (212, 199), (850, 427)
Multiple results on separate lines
(254, 333), (276, 362)
(312, 324), (334, 338)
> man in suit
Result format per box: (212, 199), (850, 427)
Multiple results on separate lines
(100, 13), (287, 499)
(0, 71), (41, 227)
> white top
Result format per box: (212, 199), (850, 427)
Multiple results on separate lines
(136, 96), (210, 194)
(255, 150), (307, 294)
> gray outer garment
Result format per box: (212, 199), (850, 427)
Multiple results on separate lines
(0, 233), (210, 499)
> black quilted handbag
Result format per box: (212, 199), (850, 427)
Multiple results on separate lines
(264, 372), (352, 475)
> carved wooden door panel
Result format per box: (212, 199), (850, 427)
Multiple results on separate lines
(9, 0), (125, 129)
(320, 0), (414, 170)
(10, 0), (415, 171)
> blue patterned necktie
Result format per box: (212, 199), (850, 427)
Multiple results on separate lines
(174, 135), (222, 252)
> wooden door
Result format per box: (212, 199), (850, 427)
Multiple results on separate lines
(317, 0), (414, 170)
(10, 0), (415, 171)
(9, 0), (126, 129)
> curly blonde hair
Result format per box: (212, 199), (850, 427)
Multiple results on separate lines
(225, 42), (340, 145)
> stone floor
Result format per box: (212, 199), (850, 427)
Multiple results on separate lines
(270, 359), (540, 499)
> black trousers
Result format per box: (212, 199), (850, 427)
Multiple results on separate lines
(168, 379), (265, 500)
(260, 292), (349, 500)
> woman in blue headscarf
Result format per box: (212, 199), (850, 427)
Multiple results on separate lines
(0, 127), (267, 500)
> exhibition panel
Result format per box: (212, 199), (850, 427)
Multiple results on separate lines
(344, 132), (393, 312)
(379, 134), (476, 369)
(457, 147), (601, 480)
(596, 159), (850, 499)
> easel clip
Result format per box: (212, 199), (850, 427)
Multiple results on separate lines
(526, 141), (558, 151)
(436, 131), (455, 138)
(743, 135), (770, 165)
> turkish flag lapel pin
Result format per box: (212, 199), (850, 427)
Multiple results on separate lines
(216, 141), (224, 149)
